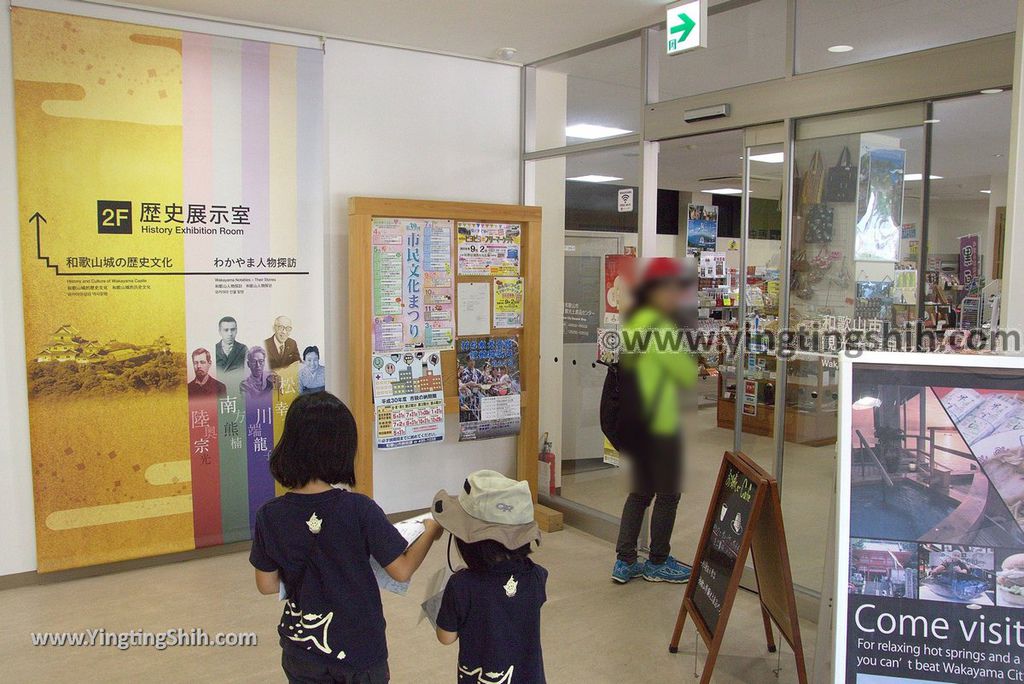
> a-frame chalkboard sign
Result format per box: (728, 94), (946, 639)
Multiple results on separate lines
(669, 450), (807, 684)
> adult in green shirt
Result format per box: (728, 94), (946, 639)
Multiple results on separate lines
(612, 257), (698, 585)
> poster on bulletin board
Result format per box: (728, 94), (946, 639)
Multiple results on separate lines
(371, 352), (445, 450)
(11, 8), (326, 570)
(456, 222), (521, 276)
(372, 218), (454, 352)
(456, 337), (521, 441)
(493, 277), (524, 328)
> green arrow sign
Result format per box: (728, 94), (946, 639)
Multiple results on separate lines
(667, 0), (706, 55)
(670, 11), (695, 42)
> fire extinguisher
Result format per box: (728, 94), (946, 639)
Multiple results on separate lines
(538, 432), (556, 496)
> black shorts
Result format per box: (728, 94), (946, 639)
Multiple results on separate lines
(282, 651), (390, 684)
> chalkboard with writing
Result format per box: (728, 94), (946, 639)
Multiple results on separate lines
(669, 451), (807, 684)
(690, 461), (757, 634)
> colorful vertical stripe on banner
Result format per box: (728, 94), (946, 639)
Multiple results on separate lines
(188, 391), (223, 547)
(244, 386), (276, 530)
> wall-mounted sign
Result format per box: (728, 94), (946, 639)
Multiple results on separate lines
(666, 0), (708, 55)
(617, 188), (634, 213)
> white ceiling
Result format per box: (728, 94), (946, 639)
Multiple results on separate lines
(117, 0), (667, 63)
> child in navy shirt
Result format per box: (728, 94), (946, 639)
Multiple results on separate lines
(432, 470), (547, 683)
(250, 391), (443, 683)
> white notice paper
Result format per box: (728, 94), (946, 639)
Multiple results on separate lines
(457, 282), (490, 336)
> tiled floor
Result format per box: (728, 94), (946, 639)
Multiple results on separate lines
(0, 526), (821, 682)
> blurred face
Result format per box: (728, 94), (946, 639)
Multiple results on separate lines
(273, 317), (293, 344)
(248, 350), (265, 375)
(650, 280), (687, 315)
(192, 353), (211, 380)
(220, 321), (237, 344)
(304, 351), (319, 369)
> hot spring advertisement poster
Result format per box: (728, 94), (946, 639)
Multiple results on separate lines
(12, 8), (325, 571)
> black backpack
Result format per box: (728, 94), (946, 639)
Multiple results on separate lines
(599, 361), (663, 453)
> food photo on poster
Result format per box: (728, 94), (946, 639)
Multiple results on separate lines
(836, 355), (1024, 684)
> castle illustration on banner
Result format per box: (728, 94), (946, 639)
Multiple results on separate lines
(34, 324), (172, 364)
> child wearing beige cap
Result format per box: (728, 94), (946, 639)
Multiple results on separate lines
(432, 470), (547, 683)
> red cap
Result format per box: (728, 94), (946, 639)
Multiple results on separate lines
(641, 257), (685, 284)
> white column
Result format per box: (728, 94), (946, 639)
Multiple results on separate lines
(638, 140), (660, 257)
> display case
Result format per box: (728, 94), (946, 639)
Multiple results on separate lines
(717, 352), (837, 446)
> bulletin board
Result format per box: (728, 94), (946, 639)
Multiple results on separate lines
(348, 197), (542, 500)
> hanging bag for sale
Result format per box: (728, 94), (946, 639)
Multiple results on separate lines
(804, 203), (834, 243)
(798, 150), (825, 208)
(824, 146), (857, 203)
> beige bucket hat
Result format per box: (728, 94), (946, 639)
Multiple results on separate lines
(432, 470), (541, 549)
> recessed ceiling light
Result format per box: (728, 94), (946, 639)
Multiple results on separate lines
(704, 188), (742, 195)
(567, 175), (623, 183)
(748, 152), (785, 164)
(903, 173), (942, 182)
(495, 47), (518, 61)
(923, 119), (940, 124)
(565, 124), (632, 140)
(981, 88), (1004, 94)
(828, 44), (854, 53)
(981, 190), (992, 194)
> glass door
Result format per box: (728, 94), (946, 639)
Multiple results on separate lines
(559, 231), (625, 511)
(781, 106), (926, 595)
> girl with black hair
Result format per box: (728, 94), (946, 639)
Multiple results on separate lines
(249, 391), (443, 683)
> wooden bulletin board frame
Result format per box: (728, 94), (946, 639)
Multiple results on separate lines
(348, 197), (542, 502)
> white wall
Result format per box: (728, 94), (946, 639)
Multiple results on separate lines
(0, 15), (522, 575)
(325, 40), (521, 513)
(0, 5), (38, 576)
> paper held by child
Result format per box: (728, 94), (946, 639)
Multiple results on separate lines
(371, 512), (433, 595)
(420, 565), (455, 629)
(278, 512), (433, 600)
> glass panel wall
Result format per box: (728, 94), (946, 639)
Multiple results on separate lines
(533, 146), (640, 517)
(795, 0), (1016, 74)
(784, 119), (924, 593)
(923, 91), (1011, 338)
(528, 37), (642, 152)
(658, 131), (746, 561)
(651, 0), (788, 102)
(736, 143), (785, 457)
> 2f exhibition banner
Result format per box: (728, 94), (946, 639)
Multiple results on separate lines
(12, 9), (326, 571)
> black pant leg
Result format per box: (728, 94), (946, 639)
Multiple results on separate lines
(615, 491), (655, 563)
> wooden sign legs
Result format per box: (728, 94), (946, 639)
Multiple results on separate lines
(668, 451), (808, 684)
(668, 584), (783, 684)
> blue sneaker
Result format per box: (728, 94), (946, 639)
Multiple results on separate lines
(643, 556), (691, 583)
(611, 559), (645, 584)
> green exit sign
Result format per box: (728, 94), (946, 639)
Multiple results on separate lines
(666, 0), (707, 55)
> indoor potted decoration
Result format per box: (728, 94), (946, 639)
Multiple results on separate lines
(874, 425), (905, 473)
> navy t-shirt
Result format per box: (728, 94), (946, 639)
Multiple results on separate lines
(437, 558), (547, 683)
(249, 488), (407, 670)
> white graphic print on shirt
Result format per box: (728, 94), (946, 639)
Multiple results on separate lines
(458, 665), (514, 684)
